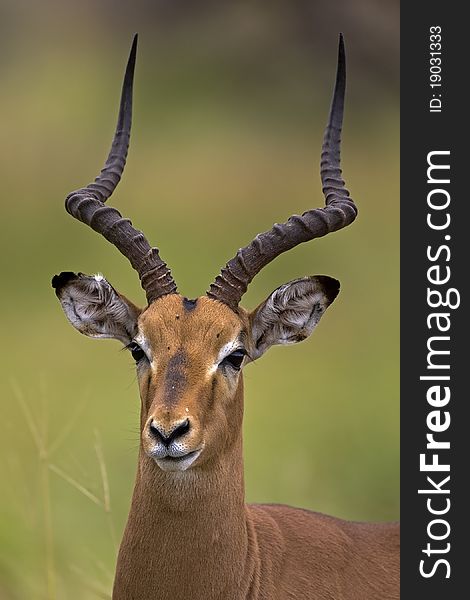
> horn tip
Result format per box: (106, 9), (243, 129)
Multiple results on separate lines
(131, 33), (138, 51)
(338, 33), (345, 63)
(128, 33), (138, 66)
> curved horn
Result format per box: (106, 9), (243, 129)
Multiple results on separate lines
(64, 34), (177, 304)
(207, 34), (357, 310)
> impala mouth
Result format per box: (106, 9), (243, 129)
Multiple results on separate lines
(154, 448), (203, 472)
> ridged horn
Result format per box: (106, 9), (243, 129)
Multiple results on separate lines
(64, 34), (177, 304)
(207, 34), (357, 310)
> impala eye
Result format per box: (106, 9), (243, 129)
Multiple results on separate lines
(128, 342), (146, 363)
(221, 349), (246, 371)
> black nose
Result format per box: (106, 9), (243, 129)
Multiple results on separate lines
(149, 418), (190, 446)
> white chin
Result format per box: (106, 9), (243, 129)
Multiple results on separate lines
(154, 449), (202, 472)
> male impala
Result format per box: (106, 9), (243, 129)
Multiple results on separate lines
(53, 35), (399, 600)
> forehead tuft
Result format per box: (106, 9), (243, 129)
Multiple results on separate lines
(182, 297), (198, 312)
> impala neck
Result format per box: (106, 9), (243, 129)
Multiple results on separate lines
(113, 381), (252, 600)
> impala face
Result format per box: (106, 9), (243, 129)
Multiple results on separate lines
(137, 295), (247, 472)
(53, 273), (340, 472)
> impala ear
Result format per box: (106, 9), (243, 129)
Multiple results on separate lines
(52, 272), (141, 344)
(248, 276), (340, 360)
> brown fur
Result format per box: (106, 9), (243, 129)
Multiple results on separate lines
(111, 295), (399, 600)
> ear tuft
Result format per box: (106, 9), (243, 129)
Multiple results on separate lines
(313, 275), (340, 304)
(52, 271), (80, 292)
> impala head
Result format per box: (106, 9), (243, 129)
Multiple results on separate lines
(53, 34), (356, 473)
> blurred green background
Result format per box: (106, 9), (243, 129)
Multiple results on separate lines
(0, 1), (399, 598)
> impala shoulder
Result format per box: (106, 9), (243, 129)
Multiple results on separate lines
(249, 503), (355, 555)
(249, 505), (399, 599)
(344, 520), (400, 559)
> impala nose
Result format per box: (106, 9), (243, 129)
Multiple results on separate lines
(149, 418), (191, 446)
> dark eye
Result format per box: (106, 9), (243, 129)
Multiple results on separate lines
(221, 349), (246, 371)
(128, 342), (146, 363)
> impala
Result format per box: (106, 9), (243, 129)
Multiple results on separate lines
(53, 34), (399, 600)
